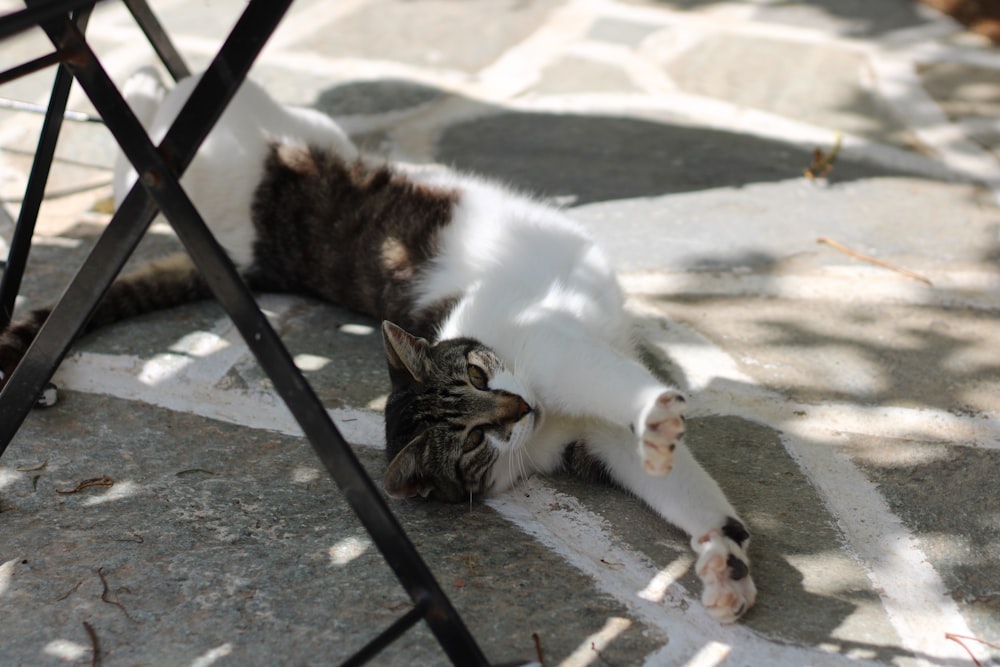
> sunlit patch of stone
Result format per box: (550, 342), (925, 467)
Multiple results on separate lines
(328, 536), (371, 567)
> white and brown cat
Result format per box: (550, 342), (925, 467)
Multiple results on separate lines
(0, 68), (756, 622)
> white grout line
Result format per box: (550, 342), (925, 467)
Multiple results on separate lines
(51, 351), (385, 449)
(633, 306), (996, 667)
(476, 0), (599, 98)
(590, 0), (860, 51)
(265, 0), (371, 50)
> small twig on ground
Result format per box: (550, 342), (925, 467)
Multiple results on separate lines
(56, 580), (83, 601)
(56, 477), (114, 494)
(83, 621), (101, 667)
(817, 237), (933, 286)
(591, 642), (621, 667)
(532, 632), (544, 665)
(175, 468), (216, 477)
(945, 632), (1000, 667)
(805, 131), (842, 179)
(16, 459), (47, 472)
(97, 567), (137, 623)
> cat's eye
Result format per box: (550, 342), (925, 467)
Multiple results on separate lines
(464, 426), (485, 451)
(467, 364), (488, 390)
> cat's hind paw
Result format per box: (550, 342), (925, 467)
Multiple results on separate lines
(693, 528), (756, 623)
(638, 390), (686, 476)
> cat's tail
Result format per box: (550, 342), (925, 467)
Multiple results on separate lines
(113, 66), (169, 207)
(0, 253), (211, 404)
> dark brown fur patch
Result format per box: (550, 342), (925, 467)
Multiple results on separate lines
(561, 441), (614, 485)
(245, 145), (459, 339)
(0, 309), (49, 380)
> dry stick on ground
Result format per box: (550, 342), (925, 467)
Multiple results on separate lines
(83, 621), (100, 667)
(96, 567), (137, 623)
(55, 477), (114, 494)
(817, 237), (933, 286)
(531, 632), (544, 665)
(56, 579), (83, 601)
(945, 632), (1000, 667)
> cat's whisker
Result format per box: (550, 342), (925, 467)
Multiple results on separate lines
(508, 447), (519, 489)
(518, 441), (539, 482)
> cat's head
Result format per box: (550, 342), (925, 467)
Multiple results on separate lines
(381, 320), (536, 503)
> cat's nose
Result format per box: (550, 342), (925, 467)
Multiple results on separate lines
(497, 392), (532, 423)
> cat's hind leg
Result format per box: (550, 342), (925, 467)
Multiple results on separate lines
(585, 421), (757, 622)
(692, 520), (756, 623)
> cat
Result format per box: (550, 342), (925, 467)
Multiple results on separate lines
(0, 68), (756, 623)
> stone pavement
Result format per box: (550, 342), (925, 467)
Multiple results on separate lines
(1, 0), (999, 665)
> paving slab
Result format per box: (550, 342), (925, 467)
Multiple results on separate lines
(663, 33), (914, 147)
(292, 0), (565, 73)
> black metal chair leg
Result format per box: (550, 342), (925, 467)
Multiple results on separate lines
(122, 0), (190, 81)
(0, 5), (92, 331)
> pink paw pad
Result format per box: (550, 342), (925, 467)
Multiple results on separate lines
(638, 391), (686, 476)
(693, 528), (756, 623)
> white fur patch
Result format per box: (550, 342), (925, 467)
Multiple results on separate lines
(113, 73), (359, 270)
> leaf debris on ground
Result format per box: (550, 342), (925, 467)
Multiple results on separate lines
(805, 131), (842, 179)
(55, 477), (114, 494)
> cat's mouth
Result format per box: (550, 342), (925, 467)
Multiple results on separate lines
(526, 401), (543, 430)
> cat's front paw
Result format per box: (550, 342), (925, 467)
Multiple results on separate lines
(638, 390), (686, 476)
(692, 526), (756, 623)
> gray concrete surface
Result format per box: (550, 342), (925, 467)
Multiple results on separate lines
(1, 1), (999, 665)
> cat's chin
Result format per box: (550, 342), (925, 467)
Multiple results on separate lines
(494, 408), (539, 457)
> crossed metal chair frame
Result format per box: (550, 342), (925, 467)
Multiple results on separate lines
(0, 2), (521, 664)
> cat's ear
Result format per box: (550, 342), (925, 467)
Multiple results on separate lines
(382, 321), (430, 387)
(384, 435), (433, 499)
